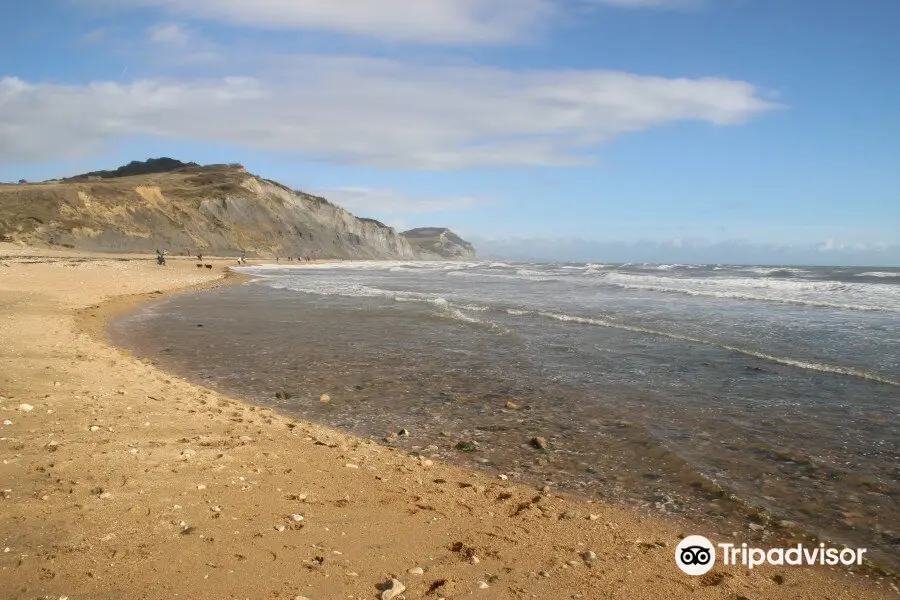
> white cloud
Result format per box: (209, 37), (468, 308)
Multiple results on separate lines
(317, 187), (484, 215)
(78, 0), (709, 45)
(84, 0), (552, 44)
(147, 23), (192, 46)
(0, 57), (777, 168)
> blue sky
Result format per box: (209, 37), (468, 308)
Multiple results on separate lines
(1, 0), (898, 264)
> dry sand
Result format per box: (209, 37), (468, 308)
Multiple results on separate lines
(0, 245), (894, 599)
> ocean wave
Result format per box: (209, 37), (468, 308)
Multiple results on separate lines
(856, 271), (900, 278)
(446, 270), (558, 282)
(601, 273), (900, 313)
(740, 267), (810, 276)
(533, 311), (900, 387)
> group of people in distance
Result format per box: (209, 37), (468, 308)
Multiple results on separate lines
(154, 250), (316, 266)
(154, 249), (249, 266)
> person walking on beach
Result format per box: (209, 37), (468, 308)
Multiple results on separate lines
(156, 249), (166, 266)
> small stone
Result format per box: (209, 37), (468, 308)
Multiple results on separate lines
(470, 555), (480, 564)
(128, 448), (139, 454)
(380, 578), (406, 600)
(567, 560), (579, 567)
(384, 433), (398, 443)
(530, 437), (548, 450)
(589, 514), (600, 521)
(505, 401), (520, 409)
(116, 390), (127, 395)
(290, 514), (304, 522)
(46, 440), (60, 451)
(17, 403), (34, 412)
(477, 581), (490, 589)
(197, 484), (207, 490)
(211, 505), (221, 513)
(539, 570), (550, 578)
(294, 596), (310, 600)
(748, 523), (764, 532)
(3, 420), (12, 426)
(238, 435), (253, 442)
(541, 485), (551, 493)
(345, 463), (359, 469)
(99, 492), (112, 500)
(421, 459), (434, 467)
(582, 550), (597, 563)
(408, 566), (424, 575)
(777, 520), (797, 529)
(398, 428), (410, 437)
(498, 474), (508, 481)
(275, 525), (286, 532)
(89, 425), (100, 432)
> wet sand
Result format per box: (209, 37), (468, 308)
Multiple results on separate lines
(0, 244), (894, 599)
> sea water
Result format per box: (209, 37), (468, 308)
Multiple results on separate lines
(111, 261), (900, 567)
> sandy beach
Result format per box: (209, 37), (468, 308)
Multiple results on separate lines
(0, 245), (893, 599)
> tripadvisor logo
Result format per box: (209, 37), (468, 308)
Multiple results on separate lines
(676, 535), (716, 575)
(675, 535), (868, 575)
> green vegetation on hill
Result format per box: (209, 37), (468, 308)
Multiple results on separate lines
(66, 157), (200, 181)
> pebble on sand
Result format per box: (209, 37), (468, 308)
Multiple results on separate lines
(89, 425), (100, 432)
(290, 514), (304, 522)
(380, 578), (406, 600)
(408, 566), (424, 575)
(477, 581), (490, 589)
(319, 394), (330, 403)
(530, 437), (548, 450)
(17, 403), (34, 412)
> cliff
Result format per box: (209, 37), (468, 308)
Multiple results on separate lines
(401, 227), (477, 259)
(0, 161), (475, 260)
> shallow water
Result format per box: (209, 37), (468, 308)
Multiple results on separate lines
(110, 261), (900, 568)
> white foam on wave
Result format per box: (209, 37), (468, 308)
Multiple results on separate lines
(532, 311), (900, 387)
(856, 271), (900, 278)
(741, 267), (810, 276)
(446, 270), (558, 282)
(601, 273), (900, 313)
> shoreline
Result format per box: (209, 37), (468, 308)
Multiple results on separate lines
(0, 247), (894, 599)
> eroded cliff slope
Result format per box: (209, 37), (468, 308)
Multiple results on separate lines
(0, 163), (474, 260)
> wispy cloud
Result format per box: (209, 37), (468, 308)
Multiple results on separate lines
(147, 23), (192, 46)
(0, 56), (777, 168)
(81, 0), (551, 44)
(77, 0), (710, 45)
(317, 187), (485, 215)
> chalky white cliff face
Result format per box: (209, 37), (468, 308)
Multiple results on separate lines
(401, 227), (477, 260)
(0, 163), (474, 260)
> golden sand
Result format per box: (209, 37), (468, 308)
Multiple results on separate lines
(0, 245), (891, 599)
